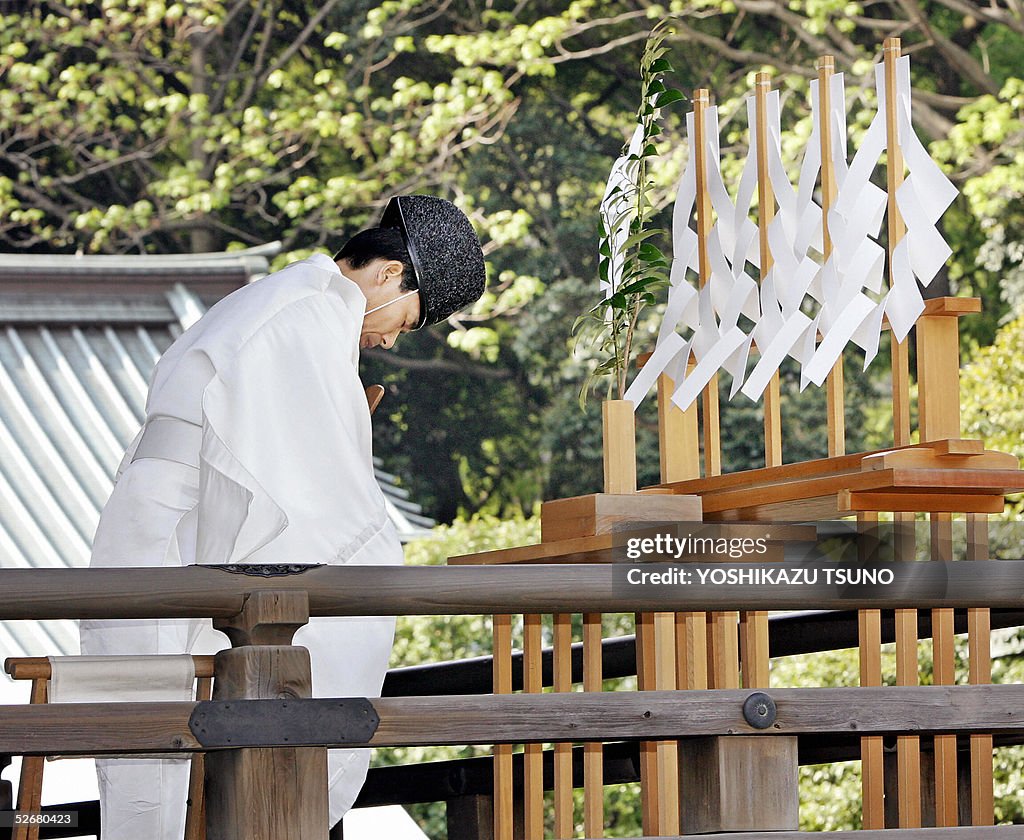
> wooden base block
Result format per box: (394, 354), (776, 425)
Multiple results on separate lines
(541, 493), (702, 542)
(679, 736), (798, 834)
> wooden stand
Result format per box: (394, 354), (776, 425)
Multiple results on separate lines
(206, 591), (328, 840)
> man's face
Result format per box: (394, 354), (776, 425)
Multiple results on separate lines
(357, 259), (422, 350)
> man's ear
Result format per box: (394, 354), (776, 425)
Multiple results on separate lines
(377, 259), (404, 285)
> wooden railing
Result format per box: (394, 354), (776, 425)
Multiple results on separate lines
(1, 564), (1023, 839)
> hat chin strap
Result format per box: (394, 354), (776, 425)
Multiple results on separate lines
(364, 289), (417, 316)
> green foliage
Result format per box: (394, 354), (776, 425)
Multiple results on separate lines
(573, 21), (682, 406)
(4, 0), (1024, 529)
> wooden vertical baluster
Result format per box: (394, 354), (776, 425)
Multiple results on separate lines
(582, 611), (603, 838)
(653, 612), (679, 834)
(967, 514), (995, 826)
(553, 613), (574, 838)
(493, 614), (514, 840)
(859, 511), (885, 830)
(13, 678), (46, 840)
(636, 613), (659, 835)
(929, 514), (958, 826)
(523, 614), (544, 840)
(893, 518), (922, 828)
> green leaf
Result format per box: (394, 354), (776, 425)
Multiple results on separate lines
(654, 89), (685, 108)
(650, 58), (674, 73)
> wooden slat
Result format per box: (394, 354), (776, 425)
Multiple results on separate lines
(967, 514), (994, 826)
(692, 467), (1024, 517)
(653, 439), (993, 495)
(841, 491), (1004, 515)
(552, 613), (574, 838)
(523, 614), (544, 840)
(492, 614), (514, 840)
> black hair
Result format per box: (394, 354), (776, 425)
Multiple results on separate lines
(334, 227), (417, 291)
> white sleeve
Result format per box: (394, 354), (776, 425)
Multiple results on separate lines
(194, 293), (401, 567)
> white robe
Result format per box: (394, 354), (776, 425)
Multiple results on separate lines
(79, 253), (403, 839)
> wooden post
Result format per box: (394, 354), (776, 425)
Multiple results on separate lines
(818, 55), (846, 458)
(205, 591), (328, 840)
(678, 736), (799, 833)
(741, 70), (776, 692)
(602, 400), (636, 494)
(448, 794), (495, 840)
(755, 71), (782, 470)
(693, 88), (721, 479)
(883, 37), (911, 452)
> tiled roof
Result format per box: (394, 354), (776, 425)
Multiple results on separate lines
(0, 246), (433, 659)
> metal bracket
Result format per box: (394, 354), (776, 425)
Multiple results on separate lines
(189, 698), (379, 748)
(742, 692), (777, 729)
(212, 563), (324, 577)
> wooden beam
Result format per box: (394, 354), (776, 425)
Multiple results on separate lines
(2, 561), (1024, 619)
(7, 686), (1024, 756)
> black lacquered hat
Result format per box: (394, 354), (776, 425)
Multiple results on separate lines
(380, 195), (486, 329)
